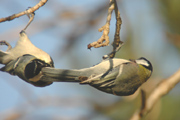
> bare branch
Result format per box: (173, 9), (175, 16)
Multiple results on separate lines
(109, 0), (123, 58)
(139, 89), (146, 117)
(88, 0), (123, 59)
(104, 0), (123, 59)
(88, 0), (114, 49)
(130, 69), (180, 120)
(0, 0), (48, 23)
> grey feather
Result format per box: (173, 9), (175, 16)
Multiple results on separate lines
(40, 58), (130, 83)
(40, 57), (152, 96)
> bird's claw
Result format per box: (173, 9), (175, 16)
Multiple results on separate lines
(0, 40), (12, 51)
(102, 42), (124, 60)
(23, 7), (35, 31)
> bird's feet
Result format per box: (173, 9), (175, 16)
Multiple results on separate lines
(23, 7), (35, 31)
(0, 40), (12, 51)
(102, 41), (124, 60)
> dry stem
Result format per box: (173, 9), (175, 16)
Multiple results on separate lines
(105, 0), (123, 58)
(88, 0), (123, 59)
(88, 0), (114, 49)
(0, 0), (48, 23)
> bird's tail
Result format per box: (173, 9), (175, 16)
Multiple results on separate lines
(40, 67), (88, 83)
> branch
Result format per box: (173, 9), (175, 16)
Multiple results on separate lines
(130, 69), (180, 120)
(0, 0), (48, 23)
(88, 0), (123, 59)
(87, 0), (114, 49)
(104, 0), (123, 59)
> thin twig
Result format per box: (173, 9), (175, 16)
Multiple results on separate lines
(130, 69), (180, 120)
(108, 0), (123, 58)
(88, 0), (114, 49)
(88, 0), (123, 59)
(0, 0), (48, 23)
(139, 89), (146, 117)
(103, 0), (123, 59)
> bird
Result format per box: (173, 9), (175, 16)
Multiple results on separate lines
(0, 12), (54, 87)
(1, 54), (54, 87)
(40, 57), (153, 96)
(0, 31), (54, 87)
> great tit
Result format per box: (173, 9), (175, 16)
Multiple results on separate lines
(40, 57), (152, 96)
(0, 31), (54, 87)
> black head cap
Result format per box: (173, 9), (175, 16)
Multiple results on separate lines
(136, 57), (153, 72)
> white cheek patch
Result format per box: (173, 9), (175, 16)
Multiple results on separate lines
(136, 59), (149, 66)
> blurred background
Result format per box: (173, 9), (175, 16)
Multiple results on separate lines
(0, 0), (180, 120)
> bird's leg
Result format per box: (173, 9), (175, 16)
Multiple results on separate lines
(23, 8), (35, 31)
(0, 40), (12, 51)
(102, 41), (124, 60)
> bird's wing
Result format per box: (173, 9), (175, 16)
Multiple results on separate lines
(110, 61), (142, 96)
(80, 66), (120, 88)
(81, 61), (139, 89)
(113, 61), (139, 86)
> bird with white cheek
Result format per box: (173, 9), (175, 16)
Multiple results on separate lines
(40, 57), (152, 96)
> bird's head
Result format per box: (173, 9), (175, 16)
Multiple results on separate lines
(135, 57), (153, 72)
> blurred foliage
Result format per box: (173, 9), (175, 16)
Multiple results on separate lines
(158, 0), (180, 50)
(158, 0), (180, 33)
(159, 94), (180, 120)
